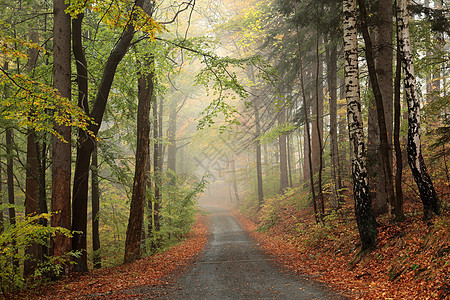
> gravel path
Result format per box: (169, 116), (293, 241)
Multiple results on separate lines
(128, 207), (347, 299)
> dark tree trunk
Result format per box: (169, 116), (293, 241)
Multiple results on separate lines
(254, 101), (264, 207)
(71, 12), (90, 273)
(326, 38), (341, 208)
(287, 134), (293, 188)
(152, 88), (161, 250)
(167, 101), (177, 176)
(6, 128), (18, 269)
(6, 128), (15, 226)
(24, 27), (40, 277)
(51, 0), (72, 265)
(70, 0), (144, 271)
(375, 0), (394, 215)
(37, 136), (48, 259)
(124, 56), (154, 264)
(358, 0), (395, 219)
(313, 32), (324, 217)
(279, 106), (289, 192)
(393, 25), (405, 221)
(338, 76), (348, 182)
(91, 143), (101, 268)
(294, 18), (319, 222)
(24, 129), (40, 276)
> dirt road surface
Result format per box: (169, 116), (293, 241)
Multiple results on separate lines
(129, 207), (347, 299)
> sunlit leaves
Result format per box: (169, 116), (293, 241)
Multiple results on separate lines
(0, 69), (94, 141)
(66, 0), (166, 39)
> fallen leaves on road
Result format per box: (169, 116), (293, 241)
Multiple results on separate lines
(19, 215), (208, 299)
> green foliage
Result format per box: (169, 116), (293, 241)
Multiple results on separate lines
(66, 0), (165, 37)
(0, 31), (94, 141)
(0, 211), (75, 295)
(145, 174), (207, 253)
(257, 122), (297, 144)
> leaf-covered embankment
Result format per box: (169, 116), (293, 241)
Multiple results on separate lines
(236, 193), (449, 299)
(19, 215), (208, 299)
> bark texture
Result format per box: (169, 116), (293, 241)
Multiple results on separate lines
(396, 0), (440, 219)
(124, 58), (154, 264)
(358, 0), (395, 219)
(326, 40), (341, 208)
(24, 28), (40, 277)
(343, 0), (378, 250)
(51, 0), (72, 262)
(72, 13), (90, 272)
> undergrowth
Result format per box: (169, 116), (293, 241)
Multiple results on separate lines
(239, 186), (450, 299)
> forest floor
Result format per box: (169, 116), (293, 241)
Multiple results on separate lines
(13, 185), (449, 299)
(15, 215), (208, 299)
(237, 183), (450, 299)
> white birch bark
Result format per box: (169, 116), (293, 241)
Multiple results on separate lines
(343, 0), (377, 250)
(396, 0), (440, 219)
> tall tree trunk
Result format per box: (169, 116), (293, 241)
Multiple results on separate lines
(152, 87), (161, 250)
(312, 32), (324, 217)
(167, 101), (177, 176)
(279, 106), (289, 192)
(344, 0), (378, 250)
(71, 13), (90, 272)
(294, 18), (319, 222)
(376, 0), (394, 213)
(6, 129), (15, 225)
(70, 0), (144, 270)
(253, 100), (264, 207)
(124, 56), (154, 264)
(396, 0), (440, 219)
(338, 76), (348, 182)
(326, 38), (341, 208)
(287, 134), (293, 188)
(24, 130), (40, 276)
(358, 0), (395, 219)
(91, 143), (101, 268)
(24, 27), (40, 277)
(37, 136), (48, 259)
(365, 0), (394, 217)
(393, 24), (405, 221)
(51, 0), (72, 266)
(6, 128), (18, 269)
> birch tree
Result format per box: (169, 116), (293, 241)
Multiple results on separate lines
(396, 0), (440, 219)
(343, 0), (378, 250)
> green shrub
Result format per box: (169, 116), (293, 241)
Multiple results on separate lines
(0, 210), (75, 295)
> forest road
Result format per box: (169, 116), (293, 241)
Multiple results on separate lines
(129, 207), (347, 299)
